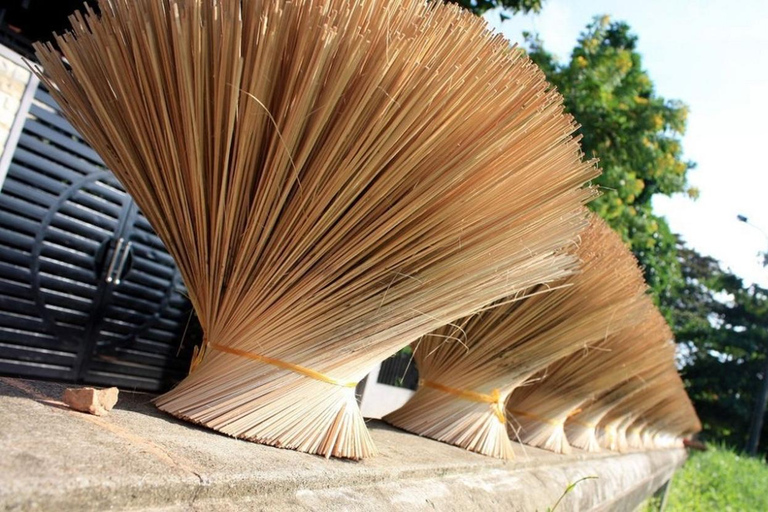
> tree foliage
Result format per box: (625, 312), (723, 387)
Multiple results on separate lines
(447, 0), (543, 18)
(524, 16), (696, 299)
(664, 239), (768, 452)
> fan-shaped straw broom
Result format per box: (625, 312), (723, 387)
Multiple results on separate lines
(597, 365), (682, 451)
(34, 0), (598, 459)
(595, 368), (683, 452)
(665, 394), (702, 445)
(565, 342), (677, 452)
(382, 215), (647, 459)
(610, 389), (684, 451)
(623, 395), (692, 451)
(504, 299), (670, 454)
(632, 392), (700, 449)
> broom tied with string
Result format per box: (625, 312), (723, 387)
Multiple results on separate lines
(620, 392), (692, 450)
(565, 343), (678, 452)
(382, 215), (649, 459)
(595, 369), (685, 452)
(603, 371), (684, 451)
(617, 382), (700, 450)
(504, 300), (672, 454)
(639, 394), (701, 448)
(35, 0), (598, 459)
(659, 394), (702, 446)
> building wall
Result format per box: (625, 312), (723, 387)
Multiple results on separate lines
(359, 362), (416, 419)
(0, 51), (31, 153)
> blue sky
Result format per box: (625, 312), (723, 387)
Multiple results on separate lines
(484, 0), (768, 287)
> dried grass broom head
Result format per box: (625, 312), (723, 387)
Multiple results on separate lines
(382, 214), (648, 459)
(505, 297), (671, 454)
(596, 366), (683, 452)
(670, 393), (702, 441)
(625, 389), (698, 450)
(660, 394), (701, 446)
(611, 367), (684, 450)
(624, 382), (700, 450)
(565, 335), (677, 452)
(34, 0), (597, 459)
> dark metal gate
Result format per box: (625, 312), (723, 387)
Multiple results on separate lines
(0, 82), (198, 391)
(377, 350), (419, 390)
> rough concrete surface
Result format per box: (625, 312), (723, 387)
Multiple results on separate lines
(0, 378), (686, 511)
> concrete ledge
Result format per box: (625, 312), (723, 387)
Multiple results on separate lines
(0, 378), (686, 511)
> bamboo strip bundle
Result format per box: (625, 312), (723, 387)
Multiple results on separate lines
(625, 402), (669, 450)
(597, 384), (673, 452)
(661, 402), (702, 447)
(382, 215), (648, 459)
(627, 389), (700, 449)
(625, 374), (701, 449)
(666, 394), (702, 443)
(35, 0), (597, 459)
(505, 300), (670, 454)
(595, 368), (684, 452)
(624, 419), (648, 449)
(565, 346), (677, 452)
(625, 400), (682, 450)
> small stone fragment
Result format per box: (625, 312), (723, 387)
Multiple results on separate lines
(62, 386), (119, 416)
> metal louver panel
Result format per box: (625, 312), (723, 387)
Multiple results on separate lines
(84, 211), (201, 390)
(377, 351), (419, 390)
(0, 86), (198, 391)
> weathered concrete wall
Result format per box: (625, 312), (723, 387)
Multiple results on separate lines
(0, 45), (37, 188)
(0, 51), (30, 149)
(0, 378), (685, 511)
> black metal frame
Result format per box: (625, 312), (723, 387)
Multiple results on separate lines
(0, 76), (198, 391)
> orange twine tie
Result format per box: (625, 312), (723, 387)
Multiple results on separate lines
(420, 379), (506, 424)
(189, 342), (357, 388)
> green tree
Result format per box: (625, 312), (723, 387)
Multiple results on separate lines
(664, 239), (768, 453)
(447, 0), (543, 18)
(525, 16), (696, 299)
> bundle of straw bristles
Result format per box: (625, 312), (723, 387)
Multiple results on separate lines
(34, 0), (700, 460)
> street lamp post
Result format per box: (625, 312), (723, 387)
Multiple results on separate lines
(737, 214), (768, 456)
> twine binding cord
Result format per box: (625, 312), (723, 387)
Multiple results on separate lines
(420, 379), (506, 424)
(189, 341), (358, 388)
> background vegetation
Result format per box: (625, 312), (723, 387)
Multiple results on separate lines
(665, 445), (768, 511)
